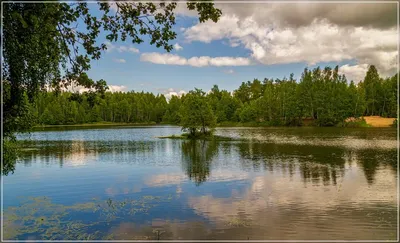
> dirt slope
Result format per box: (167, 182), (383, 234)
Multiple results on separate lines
(363, 116), (396, 127)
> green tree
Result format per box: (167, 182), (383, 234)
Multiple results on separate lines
(363, 65), (381, 116)
(179, 89), (217, 137)
(163, 95), (182, 124)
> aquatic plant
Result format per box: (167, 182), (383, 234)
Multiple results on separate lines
(3, 195), (172, 240)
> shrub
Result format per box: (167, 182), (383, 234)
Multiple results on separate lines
(340, 117), (370, 127)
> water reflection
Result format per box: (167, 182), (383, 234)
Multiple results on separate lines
(16, 138), (397, 186)
(5, 127), (398, 240)
(181, 140), (218, 185)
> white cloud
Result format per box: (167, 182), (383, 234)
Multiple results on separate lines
(174, 2), (199, 18)
(54, 83), (127, 94)
(140, 52), (252, 67)
(108, 3), (397, 78)
(339, 64), (369, 83)
(173, 43), (183, 51)
(118, 46), (140, 53)
(141, 53), (187, 65)
(113, 58), (126, 63)
(184, 15), (397, 77)
(108, 85), (127, 93)
(105, 41), (139, 54)
(161, 88), (187, 101)
(105, 41), (116, 52)
(223, 69), (235, 74)
(77, 85), (127, 93)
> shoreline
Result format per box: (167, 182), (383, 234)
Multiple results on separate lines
(31, 116), (396, 129)
(32, 122), (396, 129)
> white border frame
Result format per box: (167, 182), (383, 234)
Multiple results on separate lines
(1, 1), (399, 242)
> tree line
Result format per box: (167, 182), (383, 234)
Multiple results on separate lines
(33, 91), (168, 125)
(28, 65), (397, 128)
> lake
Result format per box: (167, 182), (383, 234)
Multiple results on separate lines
(3, 126), (398, 240)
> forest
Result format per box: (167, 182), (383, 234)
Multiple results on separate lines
(16, 65), (398, 128)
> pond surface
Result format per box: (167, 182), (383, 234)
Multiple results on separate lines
(3, 126), (398, 240)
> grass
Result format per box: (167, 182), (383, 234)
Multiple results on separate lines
(339, 118), (371, 128)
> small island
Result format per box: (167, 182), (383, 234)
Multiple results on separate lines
(157, 89), (236, 141)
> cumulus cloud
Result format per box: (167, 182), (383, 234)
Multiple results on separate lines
(106, 41), (140, 54)
(57, 83), (127, 93)
(214, 3), (397, 29)
(161, 88), (187, 101)
(184, 14), (397, 77)
(174, 43), (183, 51)
(113, 2), (396, 29)
(107, 2), (397, 78)
(117, 46), (140, 53)
(140, 52), (252, 67)
(108, 85), (127, 93)
(339, 64), (370, 83)
(113, 58), (126, 63)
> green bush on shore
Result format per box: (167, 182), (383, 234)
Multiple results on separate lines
(338, 118), (370, 128)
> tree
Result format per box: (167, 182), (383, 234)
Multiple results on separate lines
(363, 65), (381, 116)
(163, 95), (182, 124)
(179, 89), (217, 137)
(234, 82), (251, 103)
(239, 102), (257, 123)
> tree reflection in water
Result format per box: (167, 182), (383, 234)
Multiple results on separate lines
(181, 140), (218, 186)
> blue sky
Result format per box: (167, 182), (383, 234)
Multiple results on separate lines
(79, 2), (397, 96)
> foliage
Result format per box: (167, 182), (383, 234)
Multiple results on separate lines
(362, 66), (398, 117)
(2, 137), (19, 176)
(162, 95), (182, 124)
(179, 89), (217, 137)
(338, 118), (370, 128)
(33, 91), (167, 125)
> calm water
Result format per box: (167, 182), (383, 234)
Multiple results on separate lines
(3, 126), (398, 240)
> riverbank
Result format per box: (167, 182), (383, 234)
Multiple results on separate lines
(363, 116), (397, 127)
(33, 116), (396, 129)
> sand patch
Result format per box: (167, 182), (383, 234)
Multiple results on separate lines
(363, 116), (396, 127)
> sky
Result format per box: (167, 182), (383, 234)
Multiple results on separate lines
(79, 2), (398, 99)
